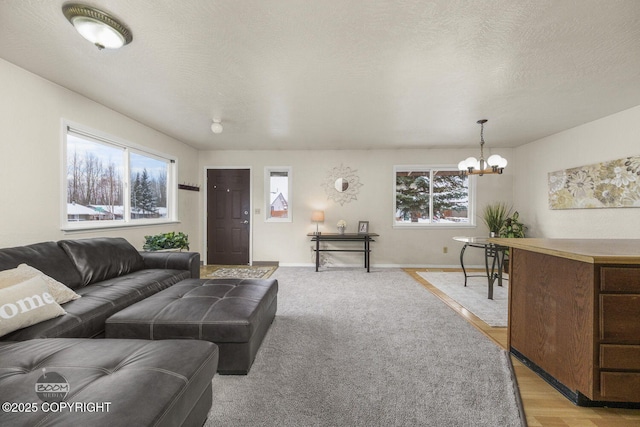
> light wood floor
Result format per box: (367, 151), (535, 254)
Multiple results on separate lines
(405, 268), (640, 427)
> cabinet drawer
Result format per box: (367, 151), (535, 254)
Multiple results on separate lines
(600, 295), (640, 341)
(601, 345), (640, 370)
(600, 372), (640, 400)
(601, 267), (640, 292)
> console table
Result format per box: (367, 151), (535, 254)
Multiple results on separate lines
(308, 233), (378, 272)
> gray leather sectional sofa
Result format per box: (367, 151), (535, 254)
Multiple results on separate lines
(0, 237), (216, 426)
(0, 237), (200, 341)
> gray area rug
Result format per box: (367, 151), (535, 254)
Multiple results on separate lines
(418, 271), (509, 327)
(205, 267), (524, 427)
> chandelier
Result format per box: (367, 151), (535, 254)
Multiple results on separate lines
(457, 119), (507, 176)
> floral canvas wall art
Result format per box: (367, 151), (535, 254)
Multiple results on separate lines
(548, 155), (640, 209)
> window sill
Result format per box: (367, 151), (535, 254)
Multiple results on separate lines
(393, 223), (477, 229)
(265, 218), (292, 223)
(62, 220), (180, 233)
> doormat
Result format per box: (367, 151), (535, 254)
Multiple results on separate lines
(201, 265), (277, 279)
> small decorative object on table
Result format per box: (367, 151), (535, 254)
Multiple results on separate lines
(337, 220), (347, 234)
(358, 221), (369, 234)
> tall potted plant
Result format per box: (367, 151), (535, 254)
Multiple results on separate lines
(481, 202), (510, 237)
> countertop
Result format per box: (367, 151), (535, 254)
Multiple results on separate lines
(489, 238), (640, 264)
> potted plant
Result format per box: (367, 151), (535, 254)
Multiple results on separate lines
(143, 231), (190, 251)
(481, 202), (510, 237)
(497, 210), (526, 274)
(500, 211), (526, 238)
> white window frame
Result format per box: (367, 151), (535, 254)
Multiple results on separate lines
(61, 121), (178, 231)
(393, 165), (476, 228)
(264, 166), (292, 222)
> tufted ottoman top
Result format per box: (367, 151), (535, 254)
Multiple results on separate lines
(105, 278), (278, 343)
(0, 338), (218, 426)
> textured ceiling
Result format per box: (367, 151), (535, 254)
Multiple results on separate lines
(1, 0), (640, 151)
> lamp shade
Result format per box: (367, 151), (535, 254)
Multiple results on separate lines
(311, 210), (325, 222)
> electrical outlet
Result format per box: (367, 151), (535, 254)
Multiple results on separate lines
(255, 208), (261, 214)
(443, 246), (448, 254)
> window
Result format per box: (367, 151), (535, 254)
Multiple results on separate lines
(63, 124), (176, 229)
(394, 166), (474, 227)
(265, 167), (292, 222)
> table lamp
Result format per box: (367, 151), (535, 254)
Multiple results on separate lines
(311, 210), (324, 235)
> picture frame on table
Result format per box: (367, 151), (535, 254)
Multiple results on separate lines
(358, 221), (369, 234)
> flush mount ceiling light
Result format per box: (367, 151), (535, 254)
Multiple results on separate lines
(62, 3), (133, 50)
(211, 120), (223, 134)
(457, 119), (507, 176)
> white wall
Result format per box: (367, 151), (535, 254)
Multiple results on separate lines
(199, 148), (513, 267)
(513, 105), (640, 238)
(0, 56), (521, 266)
(0, 59), (200, 250)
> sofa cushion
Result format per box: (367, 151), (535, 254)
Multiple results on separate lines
(0, 264), (81, 304)
(0, 338), (218, 427)
(0, 276), (66, 338)
(0, 241), (83, 289)
(58, 237), (145, 286)
(0, 269), (190, 341)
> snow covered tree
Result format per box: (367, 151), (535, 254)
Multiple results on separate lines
(132, 169), (157, 217)
(396, 172), (430, 222)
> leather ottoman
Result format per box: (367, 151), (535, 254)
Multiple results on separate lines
(105, 278), (278, 374)
(0, 338), (218, 427)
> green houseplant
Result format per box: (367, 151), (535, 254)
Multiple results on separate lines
(481, 202), (511, 236)
(143, 231), (189, 251)
(497, 210), (525, 273)
(500, 211), (526, 238)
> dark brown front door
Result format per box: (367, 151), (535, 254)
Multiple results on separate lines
(207, 169), (250, 265)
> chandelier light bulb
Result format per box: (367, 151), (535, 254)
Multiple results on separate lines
(487, 154), (501, 167)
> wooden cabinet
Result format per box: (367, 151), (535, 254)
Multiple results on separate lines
(600, 345), (640, 370)
(601, 267), (640, 292)
(492, 238), (640, 406)
(598, 268), (640, 402)
(600, 295), (640, 341)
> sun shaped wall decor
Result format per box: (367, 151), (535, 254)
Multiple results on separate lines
(322, 164), (363, 205)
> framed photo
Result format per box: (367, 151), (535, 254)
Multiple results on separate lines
(358, 221), (369, 234)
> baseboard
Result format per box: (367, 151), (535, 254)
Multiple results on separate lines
(277, 263), (475, 269)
